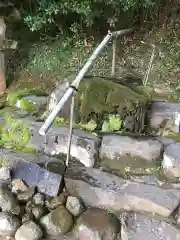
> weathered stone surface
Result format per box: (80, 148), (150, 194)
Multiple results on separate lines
(121, 212), (180, 240)
(44, 126), (100, 168)
(45, 192), (67, 210)
(66, 196), (84, 217)
(0, 148), (65, 170)
(0, 186), (20, 215)
(155, 136), (175, 147)
(65, 161), (180, 217)
(40, 205), (73, 236)
(33, 193), (45, 206)
(11, 179), (29, 194)
(148, 101), (180, 133)
(0, 167), (11, 182)
(75, 208), (120, 240)
(100, 134), (163, 161)
(11, 162), (63, 197)
(15, 221), (43, 240)
(0, 212), (20, 237)
(162, 143), (180, 180)
(17, 187), (35, 202)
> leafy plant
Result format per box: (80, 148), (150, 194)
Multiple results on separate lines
(101, 115), (122, 132)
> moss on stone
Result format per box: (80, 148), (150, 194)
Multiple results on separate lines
(16, 98), (37, 112)
(7, 88), (47, 106)
(75, 77), (152, 132)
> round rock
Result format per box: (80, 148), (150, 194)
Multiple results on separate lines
(45, 192), (67, 210)
(15, 221), (43, 240)
(32, 205), (45, 219)
(40, 205), (73, 236)
(0, 186), (20, 215)
(75, 208), (120, 240)
(162, 143), (180, 179)
(33, 193), (44, 206)
(66, 196), (84, 217)
(0, 212), (20, 237)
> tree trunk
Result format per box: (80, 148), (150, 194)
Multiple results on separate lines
(0, 51), (5, 93)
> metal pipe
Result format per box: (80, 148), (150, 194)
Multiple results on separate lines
(39, 28), (134, 136)
(111, 37), (117, 76)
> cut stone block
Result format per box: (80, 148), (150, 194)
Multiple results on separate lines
(65, 161), (180, 217)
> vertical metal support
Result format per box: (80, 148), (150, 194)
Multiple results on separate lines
(66, 93), (75, 167)
(111, 37), (117, 76)
(143, 44), (155, 86)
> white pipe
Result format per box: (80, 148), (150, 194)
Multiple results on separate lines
(39, 29), (133, 136)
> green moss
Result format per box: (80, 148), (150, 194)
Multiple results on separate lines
(75, 77), (151, 124)
(98, 155), (160, 179)
(0, 112), (35, 152)
(7, 88), (47, 106)
(16, 98), (37, 112)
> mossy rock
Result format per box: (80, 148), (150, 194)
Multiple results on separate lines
(7, 89), (48, 112)
(74, 77), (152, 132)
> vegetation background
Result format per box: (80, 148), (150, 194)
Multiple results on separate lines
(2, 0), (180, 93)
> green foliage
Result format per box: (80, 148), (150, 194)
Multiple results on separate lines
(0, 114), (32, 152)
(16, 0), (156, 32)
(101, 115), (122, 132)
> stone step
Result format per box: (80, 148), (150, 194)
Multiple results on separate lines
(65, 160), (180, 217)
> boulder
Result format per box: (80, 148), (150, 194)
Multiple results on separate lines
(162, 143), (180, 180)
(0, 212), (20, 237)
(65, 161), (180, 217)
(121, 212), (180, 240)
(66, 196), (84, 217)
(148, 101), (180, 133)
(75, 208), (120, 240)
(47, 76), (151, 133)
(40, 205), (73, 236)
(15, 221), (43, 240)
(0, 186), (20, 215)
